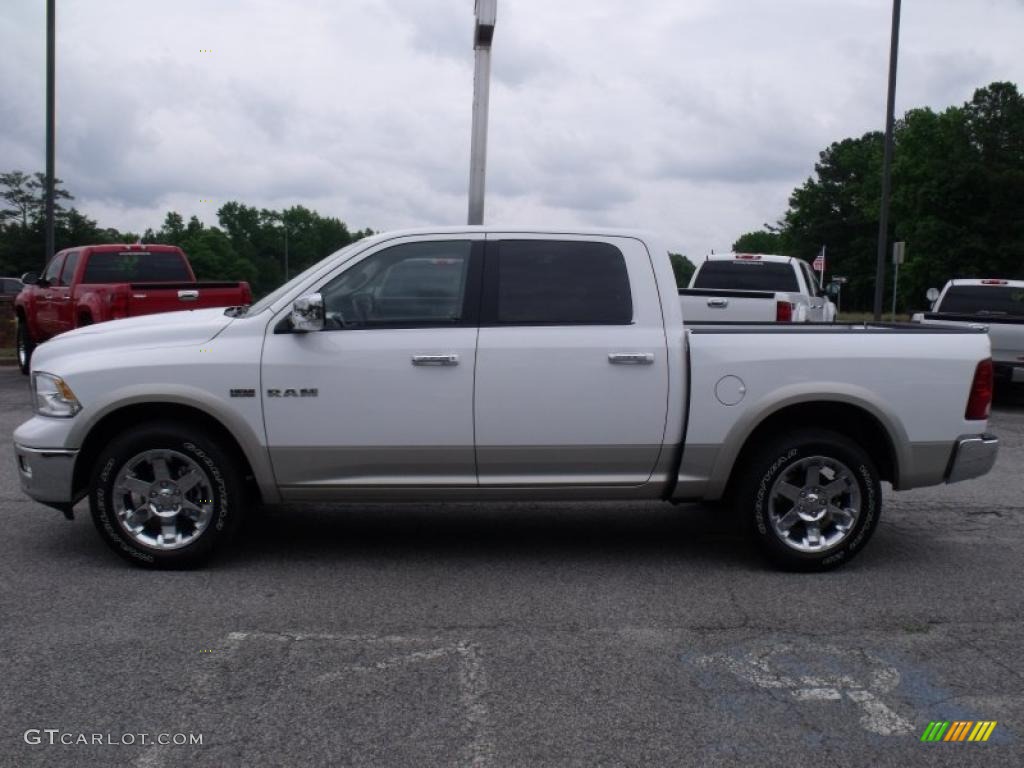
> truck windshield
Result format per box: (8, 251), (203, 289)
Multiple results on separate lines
(82, 251), (191, 283)
(692, 261), (800, 292)
(940, 286), (1024, 316)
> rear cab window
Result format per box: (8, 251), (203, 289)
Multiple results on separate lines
(487, 240), (633, 325)
(940, 286), (1024, 316)
(693, 261), (800, 292)
(82, 250), (192, 283)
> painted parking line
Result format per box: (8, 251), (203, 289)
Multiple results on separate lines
(696, 642), (914, 736)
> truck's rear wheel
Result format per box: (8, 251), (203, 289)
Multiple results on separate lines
(736, 428), (881, 571)
(89, 422), (243, 568)
(16, 317), (35, 375)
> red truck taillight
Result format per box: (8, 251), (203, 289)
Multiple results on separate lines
(775, 301), (794, 322)
(965, 359), (994, 420)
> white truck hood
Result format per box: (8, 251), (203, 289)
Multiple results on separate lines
(31, 308), (235, 370)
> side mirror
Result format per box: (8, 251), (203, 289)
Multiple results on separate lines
(21, 271), (39, 286)
(825, 283), (840, 299)
(290, 293), (324, 332)
(925, 287), (940, 303)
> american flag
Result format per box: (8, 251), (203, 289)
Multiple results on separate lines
(812, 246), (826, 273)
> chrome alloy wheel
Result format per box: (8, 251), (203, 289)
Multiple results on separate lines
(112, 449), (214, 550)
(767, 455), (861, 553)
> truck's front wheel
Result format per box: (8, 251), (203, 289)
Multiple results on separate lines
(16, 317), (34, 375)
(89, 422), (243, 568)
(736, 428), (881, 571)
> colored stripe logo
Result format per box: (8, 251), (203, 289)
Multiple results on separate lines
(920, 721), (997, 742)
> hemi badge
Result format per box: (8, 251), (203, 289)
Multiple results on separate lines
(229, 389), (256, 398)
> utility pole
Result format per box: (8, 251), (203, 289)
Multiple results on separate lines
(873, 0), (902, 320)
(44, 0), (56, 268)
(467, 0), (496, 226)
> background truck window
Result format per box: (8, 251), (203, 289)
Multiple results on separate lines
(693, 261), (801, 292)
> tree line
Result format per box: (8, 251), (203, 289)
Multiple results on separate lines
(0, 171), (373, 299)
(733, 81), (1024, 311)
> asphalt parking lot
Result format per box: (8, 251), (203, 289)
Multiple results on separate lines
(1, 366), (1022, 767)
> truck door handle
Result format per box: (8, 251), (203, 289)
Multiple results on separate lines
(707, 298), (729, 308)
(178, 289), (199, 301)
(412, 354), (459, 366)
(609, 353), (654, 365)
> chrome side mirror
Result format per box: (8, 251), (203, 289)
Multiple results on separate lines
(21, 271), (39, 286)
(290, 293), (325, 332)
(925, 287), (939, 302)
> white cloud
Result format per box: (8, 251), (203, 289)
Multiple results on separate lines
(2, 0), (1023, 257)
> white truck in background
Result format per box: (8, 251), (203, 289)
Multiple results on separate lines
(680, 253), (837, 323)
(913, 278), (1024, 387)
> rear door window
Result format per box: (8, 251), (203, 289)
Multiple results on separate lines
(692, 261), (800, 292)
(489, 240), (632, 325)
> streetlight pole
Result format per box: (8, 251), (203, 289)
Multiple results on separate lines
(872, 0), (902, 321)
(283, 223), (289, 281)
(467, 0), (496, 226)
(44, 0), (56, 268)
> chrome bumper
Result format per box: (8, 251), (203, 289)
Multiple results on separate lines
(945, 434), (999, 484)
(14, 444), (78, 505)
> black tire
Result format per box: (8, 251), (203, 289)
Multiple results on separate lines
(16, 316), (34, 375)
(89, 421), (243, 568)
(734, 428), (881, 572)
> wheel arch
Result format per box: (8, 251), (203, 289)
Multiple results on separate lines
(711, 397), (902, 501)
(72, 402), (269, 503)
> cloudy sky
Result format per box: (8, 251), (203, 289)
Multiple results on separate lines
(2, 0), (1023, 257)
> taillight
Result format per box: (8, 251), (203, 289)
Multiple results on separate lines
(965, 359), (993, 420)
(775, 301), (793, 322)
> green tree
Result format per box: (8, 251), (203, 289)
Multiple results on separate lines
(732, 229), (788, 254)
(669, 253), (695, 288)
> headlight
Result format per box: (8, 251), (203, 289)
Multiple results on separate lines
(32, 372), (82, 417)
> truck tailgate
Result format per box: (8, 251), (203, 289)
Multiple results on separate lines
(679, 289), (780, 322)
(125, 282), (251, 316)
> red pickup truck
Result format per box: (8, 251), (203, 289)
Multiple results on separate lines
(15, 243), (252, 373)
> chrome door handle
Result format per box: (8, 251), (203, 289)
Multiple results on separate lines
(609, 353), (654, 365)
(178, 289), (199, 301)
(707, 298), (729, 308)
(412, 354), (459, 366)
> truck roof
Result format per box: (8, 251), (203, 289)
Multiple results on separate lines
(946, 278), (1024, 289)
(702, 253), (798, 264)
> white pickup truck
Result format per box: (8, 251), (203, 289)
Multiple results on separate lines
(681, 253), (837, 322)
(14, 227), (998, 571)
(912, 279), (1024, 387)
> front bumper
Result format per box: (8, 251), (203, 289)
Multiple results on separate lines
(945, 434), (999, 484)
(14, 443), (78, 507)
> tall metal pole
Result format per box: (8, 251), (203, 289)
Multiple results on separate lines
(44, 0), (56, 267)
(873, 0), (901, 320)
(467, 1), (496, 226)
